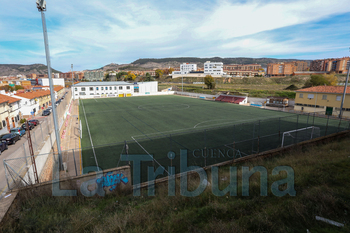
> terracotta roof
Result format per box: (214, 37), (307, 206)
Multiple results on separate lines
(0, 94), (21, 104)
(15, 87), (64, 99)
(296, 86), (350, 94)
(15, 90), (51, 99)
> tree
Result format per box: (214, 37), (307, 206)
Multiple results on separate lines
(304, 75), (328, 87)
(324, 73), (337, 86)
(14, 85), (24, 91)
(204, 75), (216, 89)
(126, 72), (136, 81)
(145, 72), (153, 81)
(155, 69), (163, 79)
(104, 73), (110, 81)
(116, 71), (128, 81)
(304, 73), (338, 88)
(0, 85), (14, 92)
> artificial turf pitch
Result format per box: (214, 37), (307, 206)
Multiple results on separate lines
(79, 95), (348, 181)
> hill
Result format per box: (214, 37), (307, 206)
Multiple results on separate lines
(91, 57), (312, 72)
(0, 64), (61, 76)
(131, 57), (312, 69)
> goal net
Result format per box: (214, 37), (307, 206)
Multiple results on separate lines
(281, 126), (320, 147)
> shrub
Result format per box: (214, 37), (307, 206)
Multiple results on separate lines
(20, 118), (26, 124)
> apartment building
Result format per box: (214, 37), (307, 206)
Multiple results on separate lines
(204, 61), (224, 75)
(267, 61), (309, 76)
(310, 57), (350, 74)
(172, 63), (197, 75)
(223, 64), (264, 76)
(84, 71), (104, 81)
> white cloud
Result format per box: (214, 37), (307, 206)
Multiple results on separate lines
(1, 0), (350, 71)
(194, 0), (350, 39)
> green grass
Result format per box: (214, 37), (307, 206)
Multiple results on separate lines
(2, 135), (350, 232)
(79, 95), (348, 183)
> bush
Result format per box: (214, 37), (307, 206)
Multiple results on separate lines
(19, 119), (26, 124)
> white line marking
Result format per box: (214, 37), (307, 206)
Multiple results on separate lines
(81, 99), (100, 171)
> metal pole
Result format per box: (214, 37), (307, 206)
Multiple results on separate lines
(3, 161), (11, 191)
(339, 59), (350, 119)
(72, 149), (78, 176)
(40, 124), (44, 141)
(40, 10), (63, 170)
(182, 75), (184, 94)
(23, 143), (28, 167)
(295, 115), (299, 145)
(71, 64), (73, 84)
(325, 115), (329, 136)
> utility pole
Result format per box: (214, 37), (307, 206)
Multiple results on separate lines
(71, 64), (73, 84)
(26, 121), (39, 184)
(339, 48), (350, 119)
(36, 0), (63, 170)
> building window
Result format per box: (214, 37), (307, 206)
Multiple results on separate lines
(74, 88), (77, 91)
(307, 94), (314, 99)
(101, 87), (104, 90)
(90, 93), (94, 95)
(119, 86), (123, 90)
(79, 92), (86, 95)
(81, 87), (86, 91)
(96, 87), (99, 90)
(109, 87), (112, 90)
(2, 120), (6, 127)
(336, 96), (342, 101)
(127, 86), (130, 90)
(322, 95), (327, 100)
(299, 94), (303, 98)
(114, 86), (117, 90)
(90, 87), (93, 91)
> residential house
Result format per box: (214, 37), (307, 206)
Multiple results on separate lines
(294, 86), (350, 117)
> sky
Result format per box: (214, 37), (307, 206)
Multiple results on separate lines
(0, 0), (350, 72)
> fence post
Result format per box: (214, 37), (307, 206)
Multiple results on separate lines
(23, 144), (28, 167)
(325, 115), (329, 136)
(258, 120), (260, 153)
(294, 115), (299, 145)
(72, 149), (78, 177)
(3, 161), (10, 191)
(278, 117), (281, 144)
(32, 130), (36, 152)
(204, 130), (207, 167)
(40, 124), (44, 142)
(306, 113), (310, 127)
(312, 112), (315, 126)
(337, 118), (342, 133)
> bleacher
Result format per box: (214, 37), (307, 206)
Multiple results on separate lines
(215, 95), (246, 105)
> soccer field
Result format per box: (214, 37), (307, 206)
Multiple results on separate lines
(79, 95), (348, 181)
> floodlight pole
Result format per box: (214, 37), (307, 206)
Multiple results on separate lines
(37, 1), (63, 170)
(339, 53), (350, 119)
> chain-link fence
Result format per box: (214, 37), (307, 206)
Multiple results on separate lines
(4, 94), (350, 190)
(3, 89), (74, 191)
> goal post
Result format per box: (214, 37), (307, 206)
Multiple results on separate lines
(281, 126), (320, 147)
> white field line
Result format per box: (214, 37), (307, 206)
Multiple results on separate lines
(81, 99), (100, 171)
(131, 115), (280, 139)
(131, 136), (170, 175)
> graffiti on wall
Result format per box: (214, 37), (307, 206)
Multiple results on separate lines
(96, 172), (129, 191)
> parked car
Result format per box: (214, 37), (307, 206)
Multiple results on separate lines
(0, 133), (20, 145)
(28, 119), (40, 126)
(46, 106), (52, 112)
(10, 127), (26, 137)
(42, 109), (51, 116)
(21, 122), (35, 130)
(0, 141), (8, 154)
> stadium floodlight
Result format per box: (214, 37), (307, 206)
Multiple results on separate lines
(36, 0), (63, 170)
(36, 0), (46, 11)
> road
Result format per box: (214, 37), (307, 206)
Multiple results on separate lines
(0, 116), (50, 196)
